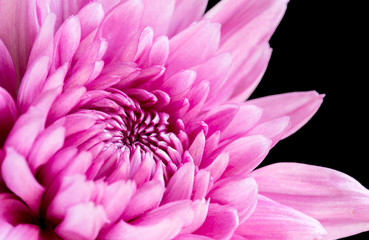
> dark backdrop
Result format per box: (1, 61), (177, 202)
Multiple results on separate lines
(207, 0), (368, 239)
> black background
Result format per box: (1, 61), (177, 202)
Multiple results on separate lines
(207, 0), (368, 239)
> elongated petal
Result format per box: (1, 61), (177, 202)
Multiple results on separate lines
(209, 176), (258, 223)
(141, 0), (174, 36)
(2, 148), (44, 213)
(247, 91), (324, 139)
(162, 162), (195, 204)
(168, 0), (208, 37)
(0, 40), (17, 98)
(122, 180), (165, 221)
(251, 162), (369, 239)
(0, 87), (17, 144)
(195, 203), (239, 240)
(166, 20), (220, 78)
(0, 0), (48, 78)
(100, 218), (182, 240)
(1, 224), (40, 240)
(55, 202), (110, 240)
(236, 195), (327, 240)
(220, 135), (272, 176)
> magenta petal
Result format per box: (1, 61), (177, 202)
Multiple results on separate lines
(27, 121), (65, 172)
(166, 20), (221, 78)
(188, 131), (206, 166)
(221, 135), (272, 176)
(96, 0), (144, 63)
(252, 162), (369, 239)
(247, 91), (324, 139)
(0, 0), (48, 77)
(209, 176), (258, 223)
(77, 2), (105, 39)
(100, 180), (136, 223)
(28, 13), (56, 68)
(162, 162), (195, 204)
(0, 39), (17, 98)
(0, 87), (17, 143)
(122, 180), (165, 221)
(168, 0), (208, 37)
(236, 195), (327, 240)
(17, 56), (50, 114)
(2, 148), (44, 213)
(99, 218), (182, 240)
(195, 203), (239, 240)
(141, 0), (175, 36)
(173, 234), (214, 240)
(1, 223), (40, 240)
(55, 202), (109, 240)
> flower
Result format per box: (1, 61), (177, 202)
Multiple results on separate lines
(0, 0), (368, 239)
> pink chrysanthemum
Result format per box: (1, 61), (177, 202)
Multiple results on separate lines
(0, 0), (368, 239)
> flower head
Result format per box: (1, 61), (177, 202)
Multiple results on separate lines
(0, 0), (368, 239)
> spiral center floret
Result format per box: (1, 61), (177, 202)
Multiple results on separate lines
(77, 88), (185, 180)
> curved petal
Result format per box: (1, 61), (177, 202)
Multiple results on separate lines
(0, 87), (17, 145)
(55, 202), (109, 240)
(0, 0), (48, 78)
(195, 203), (239, 240)
(247, 91), (324, 139)
(236, 195), (327, 240)
(0, 40), (17, 98)
(1, 148), (45, 214)
(251, 162), (369, 239)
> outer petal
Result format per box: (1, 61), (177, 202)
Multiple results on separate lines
(208, 176), (258, 223)
(247, 91), (324, 139)
(236, 195), (327, 240)
(251, 162), (369, 239)
(0, 87), (17, 144)
(0, 0), (48, 78)
(167, 0), (208, 37)
(55, 202), (110, 240)
(0, 223), (39, 240)
(195, 203), (239, 240)
(1, 148), (45, 213)
(0, 40), (17, 98)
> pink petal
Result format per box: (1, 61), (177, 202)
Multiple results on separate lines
(122, 180), (165, 221)
(246, 116), (290, 146)
(174, 234), (214, 240)
(192, 170), (211, 200)
(96, 0), (144, 63)
(5, 90), (59, 156)
(0, 193), (34, 225)
(180, 199), (209, 234)
(166, 20), (221, 78)
(162, 162), (195, 204)
(100, 180), (136, 223)
(27, 120), (65, 172)
(1, 148), (44, 213)
(1, 223), (40, 240)
(99, 218), (182, 240)
(204, 152), (229, 182)
(188, 131), (206, 166)
(161, 70), (196, 101)
(0, 39), (17, 98)
(220, 104), (263, 141)
(149, 36), (169, 66)
(50, 0), (90, 29)
(209, 176), (258, 223)
(28, 13), (56, 68)
(220, 135), (272, 176)
(141, 0), (175, 36)
(247, 91), (324, 139)
(236, 195), (327, 240)
(46, 174), (95, 222)
(204, 104), (239, 137)
(17, 56), (50, 114)
(55, 202), (110, 240)
(0, 87), (17, 144)
(251, 162), (369, 239)
(195, 203), (239, 240)
(168, 0), (208, 37)
(77, 2), (105, 39)
(0, 0), (48, 77)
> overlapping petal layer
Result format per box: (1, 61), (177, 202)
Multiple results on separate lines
(0, 0), (368, 239)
